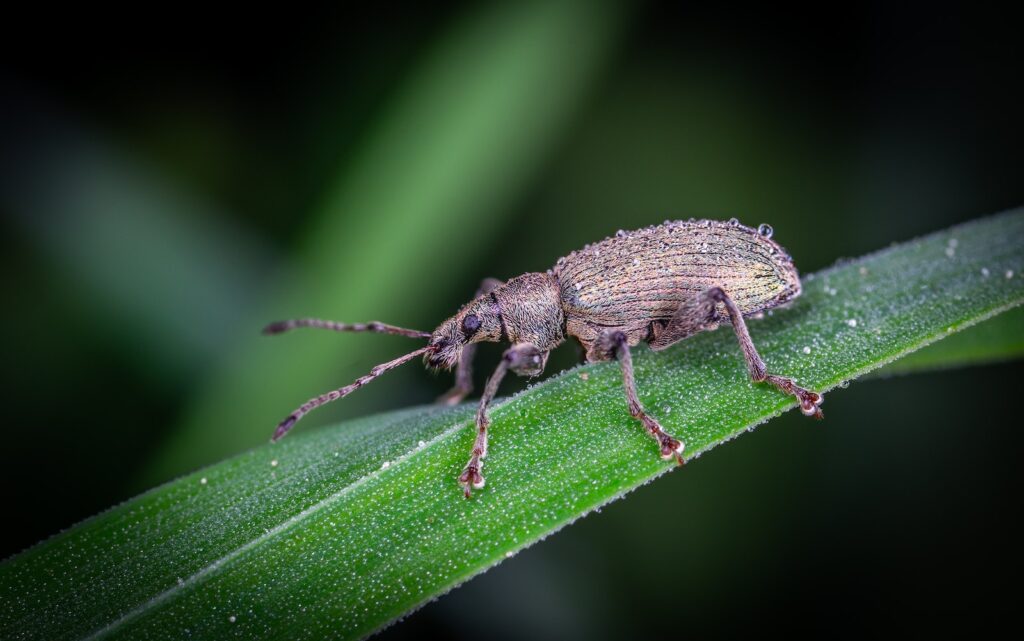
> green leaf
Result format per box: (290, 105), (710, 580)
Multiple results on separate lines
(874, 304), (1024, 375)
(3, 209), (1022, 641)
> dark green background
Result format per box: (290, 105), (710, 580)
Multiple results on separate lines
(1, 2), (1021, 638)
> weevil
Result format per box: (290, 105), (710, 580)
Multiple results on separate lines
(265, 218), (823, 497)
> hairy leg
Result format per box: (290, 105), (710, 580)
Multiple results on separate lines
(459, 342), (545, 498)
(437, 277), (505, 406)
(597, 330), (685, 464)
(706, 287), (824, 417)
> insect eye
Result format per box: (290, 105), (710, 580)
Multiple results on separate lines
(462, 314), (481, 335)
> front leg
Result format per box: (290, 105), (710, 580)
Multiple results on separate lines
(459, 342), (546, 498)
(706, 287), (824, 418)
(437, 277), (505, 406)
(597, 330), (685, 464)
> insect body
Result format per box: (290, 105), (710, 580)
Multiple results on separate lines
(266, 219), (823, 497)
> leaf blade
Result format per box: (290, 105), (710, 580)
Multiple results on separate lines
(2, 209), (1022, 640)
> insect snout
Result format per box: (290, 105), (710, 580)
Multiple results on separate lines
(425, 338), (459, 370)
(426, 345), (446, 368)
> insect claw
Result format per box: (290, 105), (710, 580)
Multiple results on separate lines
(799, 390), (824, 419)
(459, 465), (485, 498)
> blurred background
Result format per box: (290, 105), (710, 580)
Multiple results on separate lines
(1, 1), (1021, 637)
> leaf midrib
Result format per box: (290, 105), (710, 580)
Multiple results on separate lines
(84, 412), (475, 640)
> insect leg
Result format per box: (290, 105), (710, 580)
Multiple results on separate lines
(705, 287), (824, 418)
(647, 292), (719, 350)
(438, 277), (505, 406)
(598, 330), (685, 464)
(459, 341), (545, 498)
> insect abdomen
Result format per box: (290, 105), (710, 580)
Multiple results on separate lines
(553, 220), (799, 334)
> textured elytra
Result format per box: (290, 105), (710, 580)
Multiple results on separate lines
(553, 219), (800, 351)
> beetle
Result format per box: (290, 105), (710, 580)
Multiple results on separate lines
(264, 218), (823, 497)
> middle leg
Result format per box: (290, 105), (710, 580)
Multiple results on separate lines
(597, 330), (685, 464)
(649, 287), (823, 417)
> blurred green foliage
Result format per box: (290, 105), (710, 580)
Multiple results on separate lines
(151, 0), (627, 483)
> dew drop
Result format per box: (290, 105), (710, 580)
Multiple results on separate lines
(802, 346), (812, 355)
(839, 380), (850, 389)
(727, 217), (740, 227)
(1007, 270), (1015, 279)
(228, 615), (237, 624)
(757, 223), (773, 238)
(270, 459), (278, 467)
(981, 267), (990, 278)
(615, 229), (627, 238)
(200, 477), (207, 485)
(846, 318), (858, 328)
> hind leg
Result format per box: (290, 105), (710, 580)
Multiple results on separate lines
(652, 287), (823, 418)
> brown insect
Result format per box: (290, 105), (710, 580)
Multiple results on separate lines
(265, 218), (823, 497)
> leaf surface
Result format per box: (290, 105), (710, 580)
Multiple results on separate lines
(2, 209), (1022, 641)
